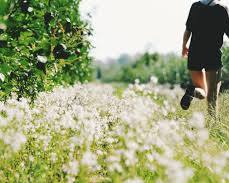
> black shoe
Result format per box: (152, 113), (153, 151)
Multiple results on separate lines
(180, 85), (195, 110)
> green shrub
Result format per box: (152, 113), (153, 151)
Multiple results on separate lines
(0, 0), (92, 101)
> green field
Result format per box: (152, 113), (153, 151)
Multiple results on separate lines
(0, 81), (228, 183)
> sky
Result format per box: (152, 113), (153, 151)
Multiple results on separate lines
(80, 0), (229, 61)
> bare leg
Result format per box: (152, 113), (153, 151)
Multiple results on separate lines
(180, 70), (207, 110)
(206, 69), (221, 118)
(190, 70), (207, 99)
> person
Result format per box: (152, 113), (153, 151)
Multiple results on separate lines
(180, 0), (229, 118)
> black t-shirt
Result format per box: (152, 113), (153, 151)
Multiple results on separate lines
(186, 1), (229, 53)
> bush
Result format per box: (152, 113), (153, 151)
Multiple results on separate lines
(0, 0), (92, 101)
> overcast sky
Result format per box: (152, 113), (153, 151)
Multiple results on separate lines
(80, 0), (229, 61)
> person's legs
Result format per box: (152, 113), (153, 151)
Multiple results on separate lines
(180, 70), (207, 110)
(205, 69), (221, 118)
(190, 70), (207, 99)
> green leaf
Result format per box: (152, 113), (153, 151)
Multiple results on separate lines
(18, 31), (35, 44)
(65, 54), (79, 62)
(0, 63), (11, 74)
(0, 0), (7, 16)
(20, 59), (29, 67)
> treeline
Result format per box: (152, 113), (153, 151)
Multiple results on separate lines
(95, 47), (229, 90)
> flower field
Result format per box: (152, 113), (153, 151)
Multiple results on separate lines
(0, 79), (228, 183)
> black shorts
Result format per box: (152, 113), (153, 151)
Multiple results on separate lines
(188, 50), (223, 71)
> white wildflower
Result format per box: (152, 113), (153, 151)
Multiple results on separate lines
(0, 116), (8, 126)
(37, 55), (47, 63)
(3, 132), (27, 151)
(189, 112), (205, 129)
(29, 155), (34, 162)
(28, 7), (33, 12)
(150, 75), (158, 84)
(63, 159), (79, 176)
(0, 73), (5, 82)
(124, 177), (144, 183)
(134, 78), (140, 84)
(50, 152), (57, 163)
(81, 151), (99, 171)
(197, 129), (209, 145)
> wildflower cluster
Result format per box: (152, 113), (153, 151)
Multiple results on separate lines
(0, 80), (228, 182)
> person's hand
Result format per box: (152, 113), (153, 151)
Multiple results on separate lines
(182, 46), (189, 58)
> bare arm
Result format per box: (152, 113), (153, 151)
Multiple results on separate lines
(182, 29), (191, 57)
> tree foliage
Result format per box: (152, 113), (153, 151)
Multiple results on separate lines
(99, 53), (191, 88)
(0, 0), (92, 101)
(98, 48), (229, 90)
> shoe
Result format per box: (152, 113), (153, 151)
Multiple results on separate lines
(180, 85), (195, 110)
